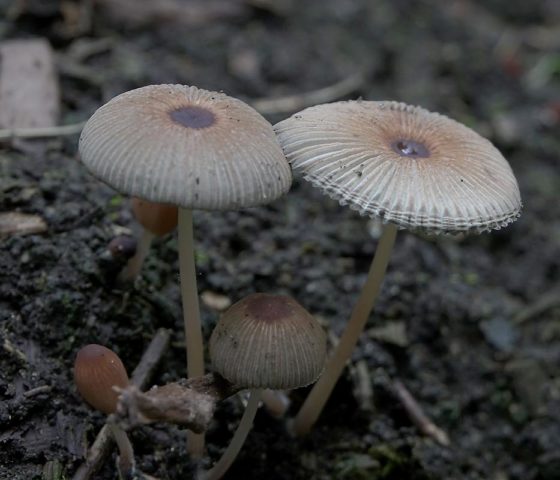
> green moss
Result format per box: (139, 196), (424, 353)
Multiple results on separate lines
(109, 194), (124, 207)
(335, 453), (380, 479)
(42, 460), (66, 480)
(368, 445), (408, 478)
(195, 249), (210, 267)
(464, 272), (479, 286)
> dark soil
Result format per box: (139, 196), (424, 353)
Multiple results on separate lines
(1, 0), (560, 479)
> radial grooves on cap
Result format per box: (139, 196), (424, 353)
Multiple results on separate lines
(275, 101), (522, 234)
(79, 84), (292, 210)
(209, 294), (326, 390)
(74, 344), (129, 414)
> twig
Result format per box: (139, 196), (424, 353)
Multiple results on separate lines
(72, 329), (171, 480)
(392, 379), (450, 447)
(251, 71), (365, 115)
(73, 425), (113, 480)
(2, 337), (27, 363)
(131, 329), (171, 389)
(0, 122), (85, 140)
(513, 283), (560, 324)
(350, 360), (374, 412)
(23, 385), (52, 398)
(115, 373), (242, 434)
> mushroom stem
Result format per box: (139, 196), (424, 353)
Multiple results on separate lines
(108, 422), (136, 479)
(204, 389), (262, 480)
(293, 222), (398, 435)
(178, 207), (205, 456)
(117, 229), (154, 284)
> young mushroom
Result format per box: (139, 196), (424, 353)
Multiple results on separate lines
(74, 344), (135, 479)
(275, 100), (522, 434)
(204, 293), (327, 480)
(79, 84), (292, 454)
(117, 198), (178, 283)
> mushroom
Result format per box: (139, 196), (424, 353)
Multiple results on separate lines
(205, 293), (326, 479)
(79, 84), (292, 454)
(74, 344), (135, 478)
(117, 198), (178, 283)
(274, 100), (522, 434)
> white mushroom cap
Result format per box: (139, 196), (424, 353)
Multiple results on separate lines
(79, 85), (292, 210)
(210, 293), (326, 390)
(274, 101), (522, 234)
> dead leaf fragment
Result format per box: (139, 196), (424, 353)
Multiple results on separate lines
(368, 320), (409, 347)
(0, 39), (60, 130)
(0, 212), (48, 238)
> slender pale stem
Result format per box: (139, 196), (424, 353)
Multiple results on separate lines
(178, 207), (205, 456)
(204, 390), (262, 480)
(117, 229), (154, 283)
(293, 222), (398, 435)
(108, 423), (135, 479)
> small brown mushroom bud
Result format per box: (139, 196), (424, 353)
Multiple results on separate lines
(73, 344), (136, 478)
(116, 199), (178, 284)
(107, 235), (137, 260)
(74, 344), (129, 414)
(99, 236), (138, 282)
(131, 198), (178, 237)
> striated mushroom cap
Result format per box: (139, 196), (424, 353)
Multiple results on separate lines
(79, 84), (292, 211)
(210, 293), (326, 390)
(274, 101), (522, 234)
(74, 344), (129, 415)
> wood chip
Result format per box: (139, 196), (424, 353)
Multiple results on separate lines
(368, 321), (409, 347)
(0, 39), (59, 130)
(201, 290), (232, 311)
(0, 212), (48, 238)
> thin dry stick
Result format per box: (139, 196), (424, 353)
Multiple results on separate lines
(513, 282), (560, 324)
(251, 71), (365, 115)
(72, 328), (171, 480)
(0, 121), (85, 140)
(392, 379), (450, 446)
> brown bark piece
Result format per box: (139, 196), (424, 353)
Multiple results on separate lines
(0, 39), (60, 130)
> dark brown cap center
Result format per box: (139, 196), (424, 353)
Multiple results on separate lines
(245, 294), (294, 323)
(391, 139), (430, 158)
(169, 106), (216, 129)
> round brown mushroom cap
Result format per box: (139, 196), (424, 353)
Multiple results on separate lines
(274, 101), (522, 234)
(131, 198), (177, 237)
(209, 293), (326, 390)
(79, 85), (292, 210)
(74, 344), (129, 415)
